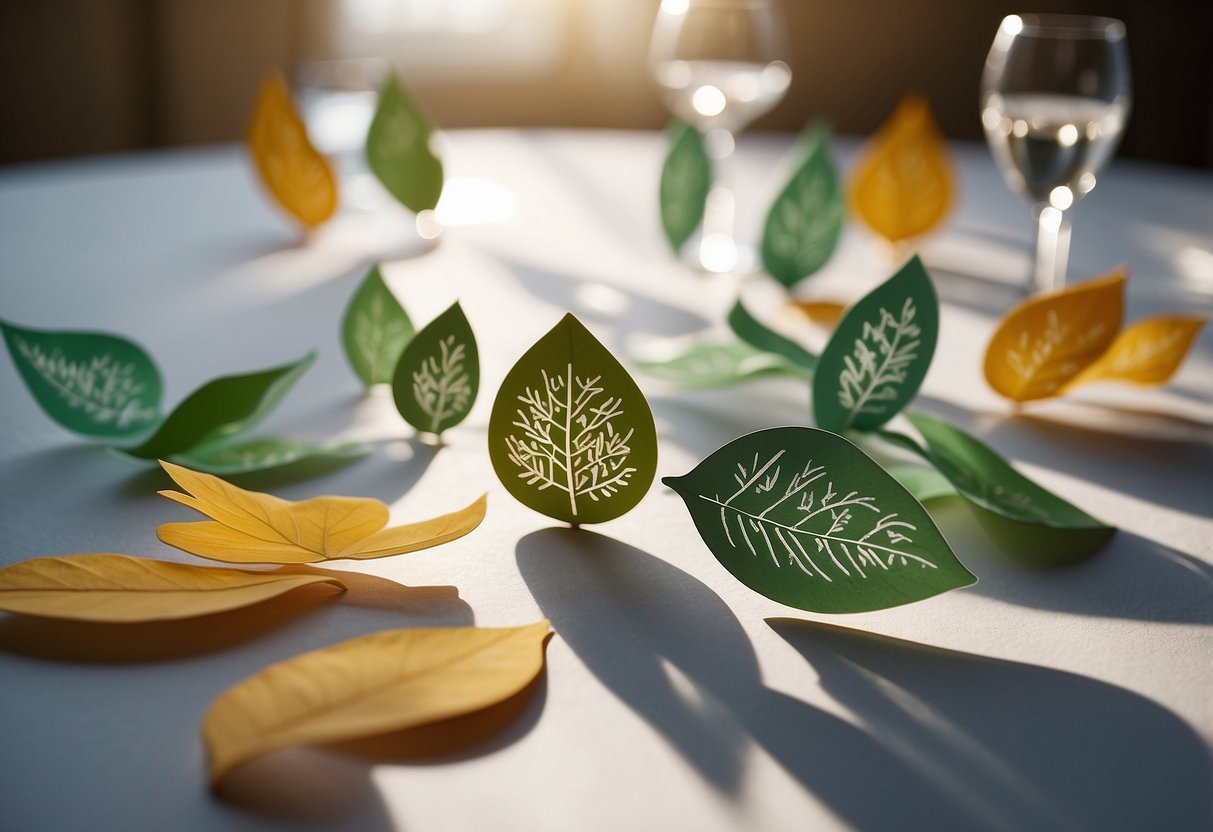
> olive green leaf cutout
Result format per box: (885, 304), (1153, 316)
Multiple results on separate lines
(760, 126), (845, 288)
(489, 314), (658, 525)
(882, 411), (1116, 565)
(342, 265), (414, 387)
(634, 335), (803, 388)
(174, 437), (364, 476)
(665, 426), (975, 613)
(1, 320), (163, 440)
(813, 256), (938, 433)
(728, 299), (818, 374)
(392, 302), (479, 437)
(366, 71), (444, 213)
(660, 119), (712, 251)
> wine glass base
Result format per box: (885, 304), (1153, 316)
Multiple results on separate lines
(685, 235), (760, 277)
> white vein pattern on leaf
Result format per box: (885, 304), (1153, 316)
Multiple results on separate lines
(354, 294), (408, 381)
(15, 338), (156, 428)
(505, 363), (636, 517)
(1105, 327), (1186, 375)
(940, 459), (1052, 521)
(772, 172), (838, 267)
(699, 449), (934, 581)
(837, 297), (921, 424)
(411, 335), (471, 433)
(1005, 310), (1109, 392)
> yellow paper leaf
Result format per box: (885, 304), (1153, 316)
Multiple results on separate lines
(248, 70), (338, 228)
(156, 461), (486, 564)
(1066, 315), (1207, 390)
(851, 93), (953, 242)
(0, 554), (345, 622)
(790, 300), (847, 328)
(984, 268), (1126, 402)
(203, 621), (551, 784)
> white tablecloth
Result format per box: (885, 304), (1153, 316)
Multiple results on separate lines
(1, 130), (1211, 832)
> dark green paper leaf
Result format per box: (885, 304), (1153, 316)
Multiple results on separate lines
(342, 265), (414, 387)
(727, 299), (818, 373)
(123, 353), (316, 460)
(392, 302), (479, 436)
(760, 126), (845, 288)
(489, 314), (657, 525)
(1, 320), (162, 440)
(886, 464), (957, 503)
(366, 71), (443, 213)
(659, 119), (711, 251)
(173, 438), (365, 475)
(886, 411), (1115, 565)
(634, 336), (803, 388)
(665, 426), (975, 613)
(813, 256), (938, 432)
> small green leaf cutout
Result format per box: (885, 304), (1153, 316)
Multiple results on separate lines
(366, 71), (444, 213)
(660, 119), (712, 251)
(342, 265), (414, 387)
(392, 302), (479, 437)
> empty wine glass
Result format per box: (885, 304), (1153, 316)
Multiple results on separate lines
(981, 14), (1131, 294)
(650, 0), (792, 273)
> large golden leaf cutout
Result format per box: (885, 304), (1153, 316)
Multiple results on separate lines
(984, 268), (1126, 402)
(851, 94), (953, 242)
(247, 70), (338, 228)
(156, 462), (486, 563)
(1066, 315), (1206, 390)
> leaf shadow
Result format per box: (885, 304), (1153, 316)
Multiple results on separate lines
(769, 618), (1213, 832)
(648, 388), (810, 462)
(279, 565), (473, 620)
(515, 528), (994, 828)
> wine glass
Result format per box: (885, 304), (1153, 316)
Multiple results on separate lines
(649, 0), (792, 273)
(981, 14), (1131, 294)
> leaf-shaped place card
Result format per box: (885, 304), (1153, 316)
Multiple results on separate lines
(813, 256), (938, 432)
(247, 70), (338, 229)
(203, 621), (550, 785)
(489, 314), (658, 525)
(984, 268), (1125, 402)
(392, 302), (479, 437)
(728, 299), (818, 374)
(157, 462), (486, 563)
(665, 427), (975, 613)
(342, 264), (414, 387)
(1065, 315), (1206, 391)
(0, 554), (345, 622)
(1, 320), (162, 440)
(660, 119), (711, 251)
(850, 94), (953, 243)
(760, 126), (845, 288)
(123, 353), (316, 460)
(366, 71), (443, 214)
(888, 411), (1115, 565)
(634, 336), (804, 389)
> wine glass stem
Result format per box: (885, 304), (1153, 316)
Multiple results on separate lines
(699, 130), (740, 272)
(1031, 203), (1072, 294)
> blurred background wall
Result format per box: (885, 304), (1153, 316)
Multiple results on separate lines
(1, 0), (1210, 167)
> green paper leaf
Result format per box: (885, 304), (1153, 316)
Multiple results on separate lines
(813, 256), (938, 432)
(124, 353), (316, 460)
(887, 411), (1116, 565)
(886, 464), (957, 503)
(489, 314), (658, 525)
(659, 119), (711, 251)
(664, 426), (975, 613)
(727, 299), (818, 373)
(760, 126), (845, 288)
(392, 302), (479, 436)
(1, 320), (162, 440)
(366, 71), (443, 213)
(342, 265), (414, 387)
(172, 437), (365, 475)
(634, 336), (803, 388)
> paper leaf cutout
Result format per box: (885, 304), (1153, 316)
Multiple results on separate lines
(792, 300), (847, 328)
(0, 320), (162, 440)
(893, 411), (1115, 564)
(247, 70), (338, 229)
(174, 437), (365, 475)
(851, 94), (953, 242)
(984, 268), (1125, 402)
(1066, 315), (1206, 390)
(392, 302), (479, 436)
(665, 427), (975, 613)
(342, 265), (414, 387)
(366, 71), (443, 213)
(0, 554), (344, 622)
(489, 314), (658, 524)
(156, 462), (486, 563)
(886, 464), (957, 503)
(813, 256), (938, 432)
(634, 336), (803, 388)
(760, 126), (845, 288)
(203, 621), (550, 784)
(728, 299), (818, 373)
(660, 119), (711, 250)
(123, 353), (315, 460)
